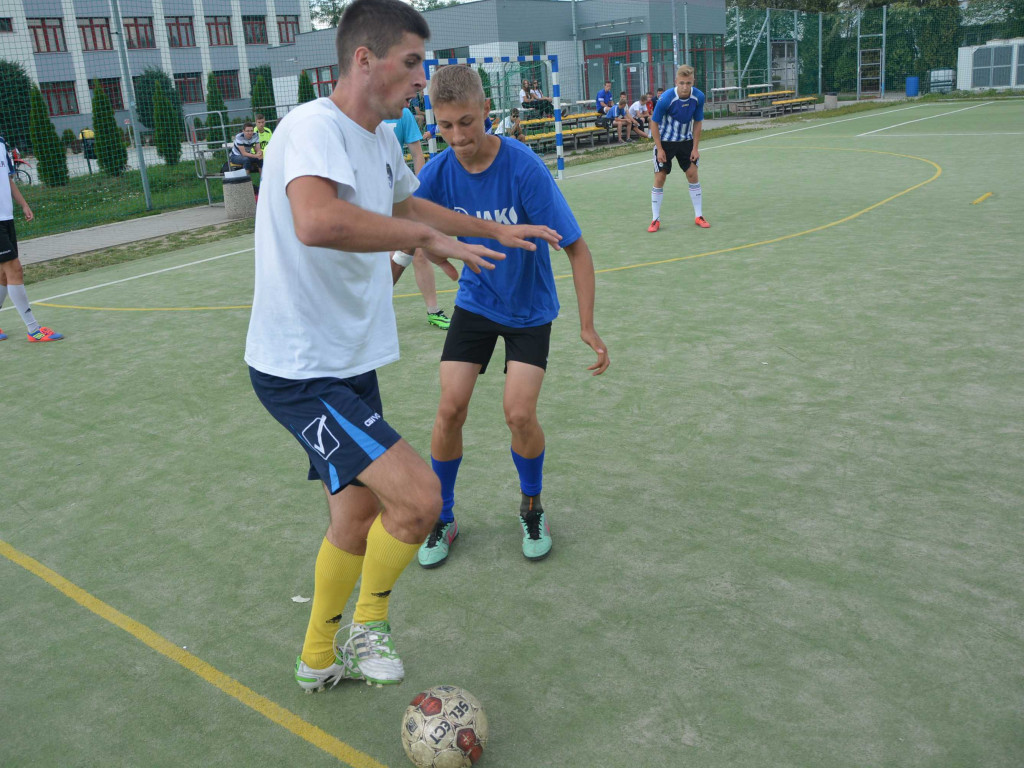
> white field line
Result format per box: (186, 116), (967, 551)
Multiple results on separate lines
(0, 248), (253, 312)
(854, 132), (1024, 137)
(856, 102), (994, 136)
(562, 103), (928, 179)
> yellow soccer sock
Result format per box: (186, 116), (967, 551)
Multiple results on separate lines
(300, 538), (364, 669)
(353, 515), (420, 624)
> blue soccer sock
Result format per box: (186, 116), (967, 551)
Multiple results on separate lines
(511, 448), (544, 497)
(431, 456), (462, 524)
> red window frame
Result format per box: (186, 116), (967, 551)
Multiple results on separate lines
(166, 16), (195, 48)
(306, 65), (338, 98)
(206, 15), (233, 46)
(124, 17), (155, 49)
(242, 15), (267, 45)
(277, 15), (299, 44)
(213, 70), (241, 100)
(174, 72), (204, 103)
(40, 81), (79, 115)
(78, 17), (112, 51)
(28, 18), (67, 53)
(91, 77), (124, 110)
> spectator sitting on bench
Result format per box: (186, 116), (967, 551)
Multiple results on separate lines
(648, 88), (663, 116)
(595, 80), (615, 123)
(609, 96), (646, 143)
(629, 93), (651, 134)
(230, 122), (263, 175)
(530, 80), (554, 116)
(495, 107), (526, 143)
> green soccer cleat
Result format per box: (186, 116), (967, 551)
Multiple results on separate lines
(418, 519), (458, 569)
(294, 651), (362, 693)
(519, 495), (552, 561)
(340, 620), (405, 686)
(427, 310), (451, 330)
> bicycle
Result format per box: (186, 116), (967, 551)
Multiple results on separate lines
(12, 158), (32, 185)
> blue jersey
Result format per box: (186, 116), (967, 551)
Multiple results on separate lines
(414, 138), (582, 327)
(651, 87), (705, 142)
(383, 108), (421, 147)
(596, 88), (613, 112)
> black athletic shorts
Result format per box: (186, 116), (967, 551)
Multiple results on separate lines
(0, 220), (18, 263)
(654, 140), (697, 175)
(441, 306), (551, 374)
(249, 367), (401, 494)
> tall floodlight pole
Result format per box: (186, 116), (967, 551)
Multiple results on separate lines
(108, 0), (152, 209)
(818, 12), (823, 95)
(766, 8), (771, 87)
(736, 6), (742, 89)
(671, 0), (680, 69)
(683, 4), (690, 66)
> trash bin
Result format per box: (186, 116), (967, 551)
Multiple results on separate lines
(824, 92), (838, 109)
(905, 76), (920, 97)
(79, 128), (96, 159)
(223, 172), (256, 220)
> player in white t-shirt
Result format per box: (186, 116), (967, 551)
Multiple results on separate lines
(244, 0), (561, 693)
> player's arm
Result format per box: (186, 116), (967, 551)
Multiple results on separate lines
(9, 177), (33, 221)
(691, 120), (702, 161)
(408, 140), (425, 174)
(650, 119), (666, 163)
(288, 176), (503, 275)
(396, 195), (562, 253)
(563, 237), (609, 376)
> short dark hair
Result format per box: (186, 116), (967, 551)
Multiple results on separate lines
(255, 113), (265, 120)
(336, 0), (429, 75)
(243, 121), (254, 129)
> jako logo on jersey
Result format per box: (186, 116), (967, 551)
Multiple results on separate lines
(364, 412), (382, 428)
(454, 205), (519, 224)
(301, 415), (340, 460)
(386, 163), (393, 189)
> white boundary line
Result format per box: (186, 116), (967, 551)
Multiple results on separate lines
(856, 102), (994, 136)
(855, 132), (1024, 137)
(563, 104), (927, 179)
(0, 248), (253, 312)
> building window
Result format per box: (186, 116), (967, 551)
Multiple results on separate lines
(40, 81), (79, 115)
(78, 17), (112, 51)
(277, 15), (299, 44)
(166, 17), (195, 48)
(174, 72), (204, 103)
(214, 70), (241, 100)
(124, 17), (155, 49)
(0, 18), (14, 33)
(28, 18), (67, 53)
(243, 15), (267, 45)
(90, 77), (124, 110)
(306, 65), (338, 97)
(206, 15), (233, 46)
(434, 46), (469, 61)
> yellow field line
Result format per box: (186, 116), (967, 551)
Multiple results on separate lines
(971, 192), (993, 205)
(0, 537), (388, 768)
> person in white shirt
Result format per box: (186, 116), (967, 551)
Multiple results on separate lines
(628, 93), (651, 135)
(245, 0), (561, 694)
(495, 107), (526, 142)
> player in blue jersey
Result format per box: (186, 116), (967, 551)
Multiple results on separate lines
(648, 65), (710, 232)
(399, 64), (610, 568)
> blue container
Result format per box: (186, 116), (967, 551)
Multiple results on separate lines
(906, 76), (920, 97)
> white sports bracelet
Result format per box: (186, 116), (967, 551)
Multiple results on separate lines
(392, 251), (413, 268)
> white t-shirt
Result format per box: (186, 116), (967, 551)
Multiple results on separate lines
(0, 139), (14, 221)
(628, 101), (647, 119)
(519, 89), (528, 106)
(244, 98), (418, 380)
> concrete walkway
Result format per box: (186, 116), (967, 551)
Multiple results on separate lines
(19, 204), (231, 266)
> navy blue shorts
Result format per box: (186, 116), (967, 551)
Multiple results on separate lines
(249, 367), (402, 494)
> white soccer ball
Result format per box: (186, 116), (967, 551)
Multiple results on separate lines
(400, 685), (489, 768)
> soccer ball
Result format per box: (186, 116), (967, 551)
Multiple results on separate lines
(401, 685), (489, 768)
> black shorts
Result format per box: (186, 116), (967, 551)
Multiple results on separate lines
(654, 140), (697, 175)
(0, 220), (18, 263)
(249, 367), (402, 494)
(441, 306), (551, 375)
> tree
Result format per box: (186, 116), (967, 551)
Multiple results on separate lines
(298, 70), (317, 104)
(311, 0), (348, 28)
(153, 83), (182, 165)
(92, 81), (127, 176)
(411, 0), (461, 9)
(251, 68), (277, 122)
(206, 72), (228, 146)
(478, 66), (492, 99)
(0, 60), (33, 153)
(28, 86), (68, 187)
(134, 68), (183, 135)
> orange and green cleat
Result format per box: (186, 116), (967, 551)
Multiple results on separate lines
(27, 326), (65, 342)
(695, 216), (711, 229)
(647, 219), (661, 233)
(0, 328), (7, 341)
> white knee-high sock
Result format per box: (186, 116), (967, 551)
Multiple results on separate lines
(7, 284), (40, 333)
(689, 183), (703, 218)
(651, 187), (664, 221)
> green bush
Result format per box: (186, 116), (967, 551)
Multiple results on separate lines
(206, 72), (227, 147)
(251, 67), (277, 122)
(61, 128), (76, 151)
(153, 83), (182, 165)
(92, 83), (128, 176)
(0, 60), (33, 153)
(298, 70), (316, 104)
(134, 69), (184, 138)
(29, 86), (68, 187)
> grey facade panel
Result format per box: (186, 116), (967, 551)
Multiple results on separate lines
(202, 1), (234, 17)
(273, 1), (305, 16)
(169, 47), (204, 72)
(240, 0), (270, 13)
(208, 46), (240, 70)
(119, 0), (156, 15)
(421, 0), (498, 50)
(494, 0), (572, 43)
(25, 1), (64, 17)
(74, 0), (119, 17)
(162, 1), (195, 15)
(83, 53), (123, 79)
(127, 49), (164, 74)
(34, 54), (76, 81)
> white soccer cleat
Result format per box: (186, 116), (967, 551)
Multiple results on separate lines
(338, 621), (405, 686)
(294, 652), (362, 693)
